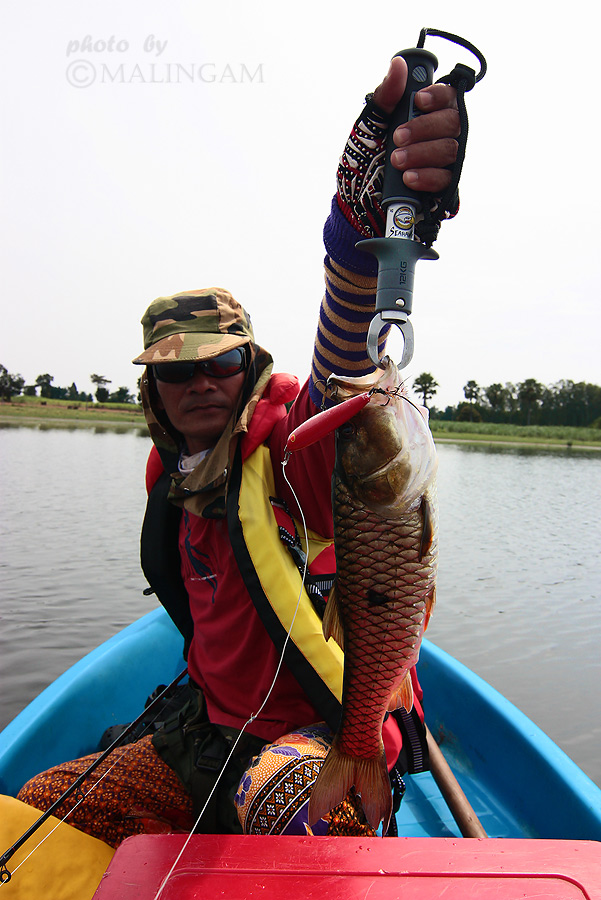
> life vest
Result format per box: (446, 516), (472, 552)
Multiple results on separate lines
(141, 442), (343, 730)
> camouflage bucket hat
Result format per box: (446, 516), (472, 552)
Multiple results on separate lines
(132, 287), (254, 365)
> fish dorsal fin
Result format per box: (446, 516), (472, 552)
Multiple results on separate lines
(387, 671), (414, 713)
(419, 495), (435, 561)
(424, 586), (436, 632)
(322, 583), (345, 650)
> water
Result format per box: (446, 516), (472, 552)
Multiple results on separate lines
(1, 425), (600, 788)
(430, 443), (601, 787)
(0, 423), (158, 732)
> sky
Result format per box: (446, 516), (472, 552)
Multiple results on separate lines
(2, 1), (599, 411)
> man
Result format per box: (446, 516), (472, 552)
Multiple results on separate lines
(18, 56), (459, 843)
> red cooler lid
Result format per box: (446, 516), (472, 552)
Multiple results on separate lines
(93, 835), (601, 899)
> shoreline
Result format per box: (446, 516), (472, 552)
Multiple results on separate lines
(433, 435), (601, 451)
(2, 408), (601, 450)
(0, 413), (147, 429)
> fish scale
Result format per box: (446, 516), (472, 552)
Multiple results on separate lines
(335, 481), (433, 762)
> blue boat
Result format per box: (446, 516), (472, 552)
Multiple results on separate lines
(2, 608), (601, 899)
(2, 606), (600, 841)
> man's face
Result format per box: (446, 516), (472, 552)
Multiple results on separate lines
(155, 364), (246, 454)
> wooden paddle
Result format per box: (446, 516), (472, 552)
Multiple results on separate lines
(425, 725), (488, 838)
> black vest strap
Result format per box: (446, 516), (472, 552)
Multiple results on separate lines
(141, 470), (193, 658)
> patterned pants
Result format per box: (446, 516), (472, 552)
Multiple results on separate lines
(17, 735), (194, 848)
(18, 726), (375, 847)
(235, 724), (376, 837)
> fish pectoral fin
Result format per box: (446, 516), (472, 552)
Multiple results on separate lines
(322, 583), (344, 650)
(388, 671), (414, 713)
(419, 495), (435, 561)
(307, 740), (392, 833)
(424, 586), (436, 632)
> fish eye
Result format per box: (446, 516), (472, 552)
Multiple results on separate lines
(338, 423), (356, 439)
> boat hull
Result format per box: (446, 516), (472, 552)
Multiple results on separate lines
(1, 608), (600, 840)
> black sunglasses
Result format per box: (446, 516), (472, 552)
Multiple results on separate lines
(152, 347), (247, 384)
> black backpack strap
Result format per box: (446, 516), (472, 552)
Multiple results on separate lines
(392, 705), (430, 775)
(141, 469), (193, 658)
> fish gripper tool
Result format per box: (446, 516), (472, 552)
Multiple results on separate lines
(359, 29), (487, 371)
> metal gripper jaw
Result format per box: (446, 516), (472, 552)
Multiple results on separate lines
(359, 236), (438, 369)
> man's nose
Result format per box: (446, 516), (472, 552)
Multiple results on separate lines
(185, 370), (217, 391)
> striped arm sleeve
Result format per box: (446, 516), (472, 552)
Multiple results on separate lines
(309, 197), (388, 407)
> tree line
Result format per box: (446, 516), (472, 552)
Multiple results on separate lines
(3, 363), (600, 428)
(413, 373), (601, 428)
(0, 365), (138, 405)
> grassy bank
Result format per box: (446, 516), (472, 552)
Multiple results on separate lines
(431, 419), (601, 449)
(2, 398), (601, 448)
(0, 396), (145, 427)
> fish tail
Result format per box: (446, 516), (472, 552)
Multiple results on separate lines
(308, 739), (392, 832)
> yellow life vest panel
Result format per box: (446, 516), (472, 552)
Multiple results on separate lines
(0, 795), (114, 900)
(227, 444), (344, 729)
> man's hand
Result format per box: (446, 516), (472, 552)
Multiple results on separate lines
(335, 55), (460, 239)
(372, 56), (459, 194)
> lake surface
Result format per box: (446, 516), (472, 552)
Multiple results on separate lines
(1, 424), (600, 788)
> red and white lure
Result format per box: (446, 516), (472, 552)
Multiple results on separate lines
(284, 391), (372, 455)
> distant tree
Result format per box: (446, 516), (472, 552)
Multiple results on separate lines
(503, 383), (519, 421)
(413, 372), (438, 409)
(484, 383), (507, 418)
(35, 373), (54, 398)
(68, 382), (79, 401)
(517, 378), (544, 426)
(108, 386), (135, 404)
(456, 402), (482, 423)
(23, 384), (37, 397)
(0, 364), (25, 401)
(462, 380), (480, 421)
(463, 380), (480, 404)
(543, 380), (601, 427)
(90, 373), (111, 403)
(49, 385), (69, 400)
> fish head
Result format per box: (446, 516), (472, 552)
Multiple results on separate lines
(328, 358), (437, 516)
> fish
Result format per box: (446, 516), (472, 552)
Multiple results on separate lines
(307, 356), (438, 833)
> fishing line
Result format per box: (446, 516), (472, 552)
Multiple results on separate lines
(152, 456), (311, 900)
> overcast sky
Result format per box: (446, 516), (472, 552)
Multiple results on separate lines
(2, 1), (599, 410)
